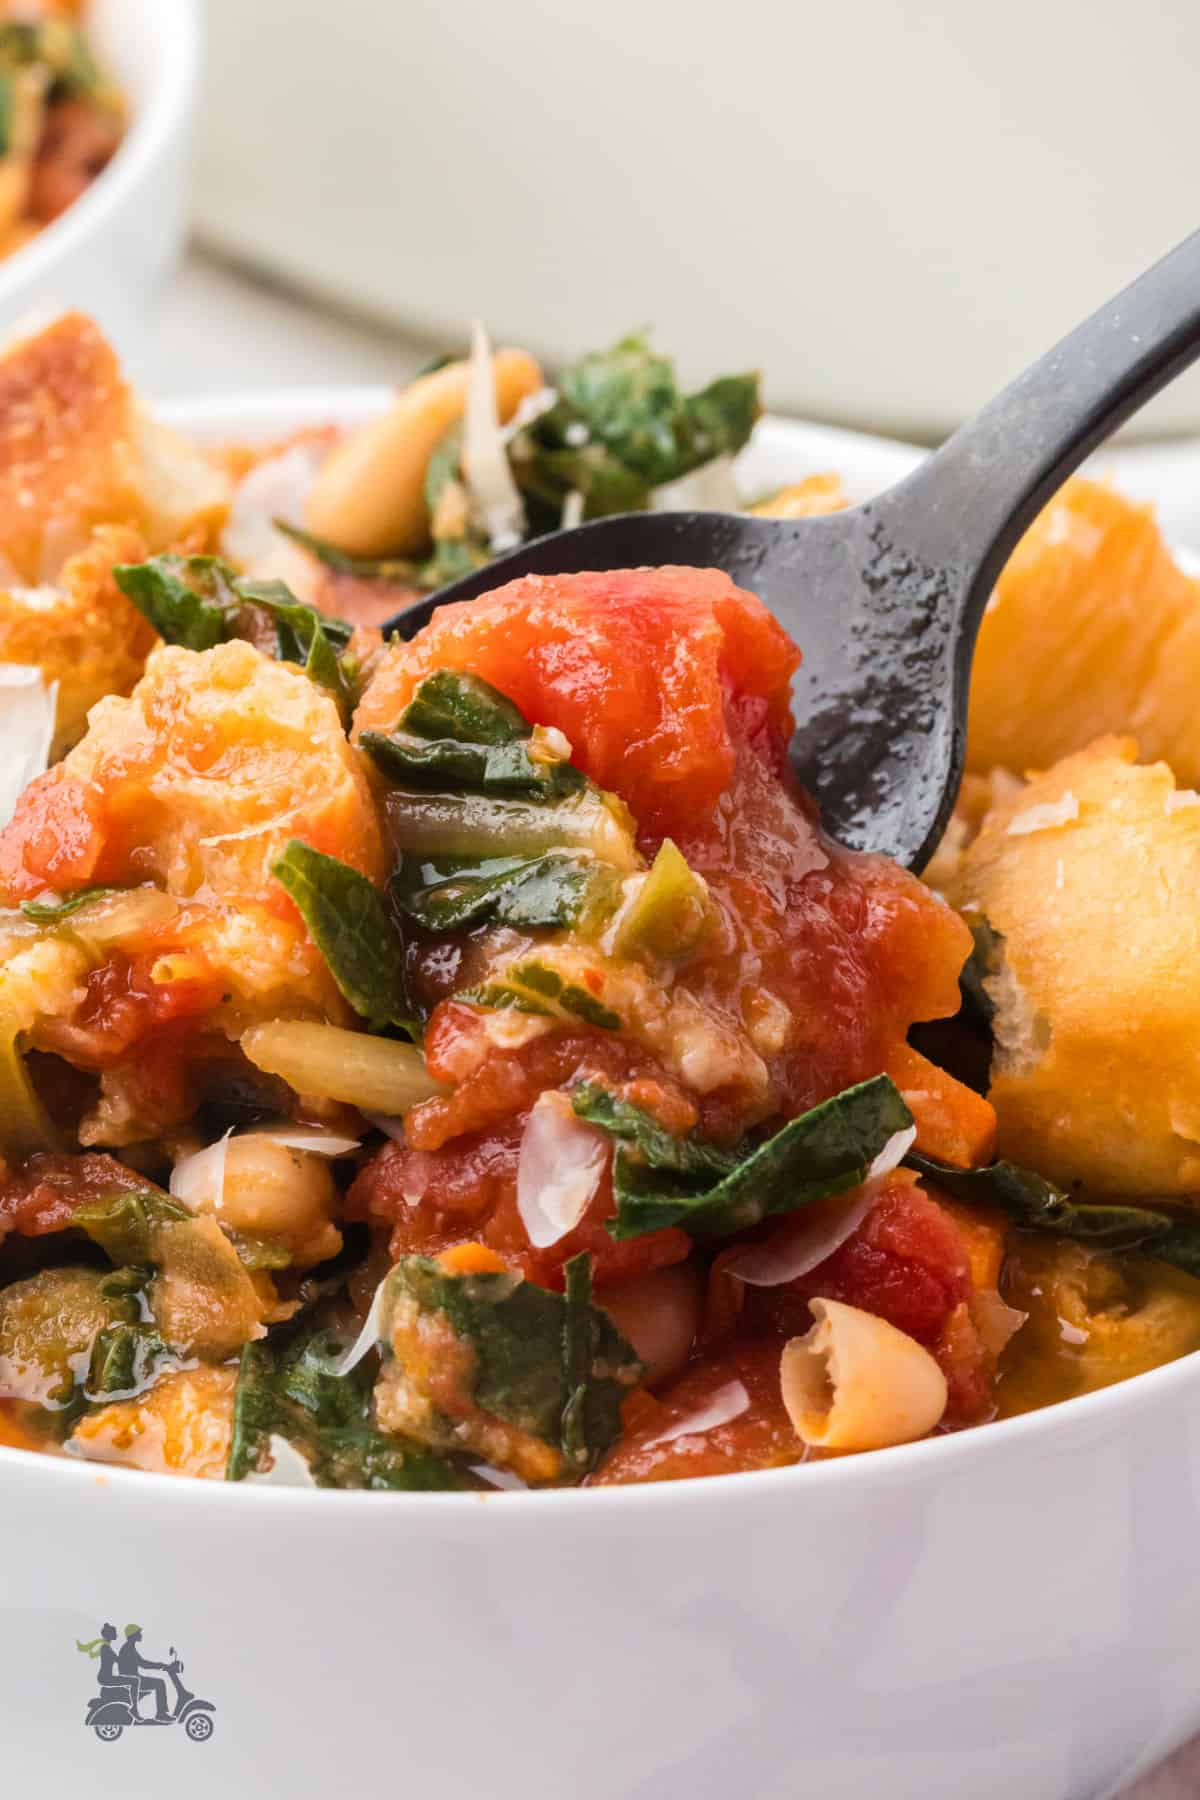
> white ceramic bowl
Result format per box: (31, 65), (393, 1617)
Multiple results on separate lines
(0, 0), (198, 343)
(4, 399), (1199, 1800)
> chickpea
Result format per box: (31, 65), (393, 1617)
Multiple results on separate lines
(304, 348), (544, 557)
(208, 1135), (342, 1270)
(600, 1261), (701, 1390)
(780, 1298), (948, 1453)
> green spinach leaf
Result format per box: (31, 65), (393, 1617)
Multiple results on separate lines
(113, 554), (233, 650)
(418, 422), (492, 589)
(226, 1231), (294, 1273)
(409, 338), (760, 589)
(959, 918), (1004, 1026)
(113, 555), (359, 712)
(389, 851), (618, 934)
(420, 535), (492, 590)
(226, 1328), (473, 1490)
(904, 1151), (1200, 1281)
(451, 982), (553, 1017)
(538, 332), (761, 487)
(385, 1252), (642, 1477)
(456, 963), (622, 1029)
(85, 1320), (174, 1401)
(362, 731), (584, 800)
(400, 669), (529, 744)
(235, 577), (357, 714)
(676, 373), (764, 474)
(365, 669), (585, 800)
(0, 69), (13, 159)
(0, 1265), (159, 1412)
(20, 887), (123, 923)
(271, 840), (411, 1033)
(507, 437), (651, 522)
(506, 960), (621, 1030)
(559, 1252), (627, 1471)
(574, 1074), (913, 1240)
(570, 1082), (736, 1183)
(73, 1187), (192, 1266)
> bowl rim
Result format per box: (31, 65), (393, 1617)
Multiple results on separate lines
(4, 388), (1196, 1515)
(3, 1330), (1194, 1513)
(0, 0), (200, 303)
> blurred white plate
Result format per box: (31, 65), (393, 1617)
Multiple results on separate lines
(163, 389), (1200, 552)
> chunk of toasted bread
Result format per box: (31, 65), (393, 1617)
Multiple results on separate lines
(70, 1366), (237, 1479)
(0, 523), (158, 752)
(951, 736), (1200, 1193)
(0, 311), (227, 583)
(967, 479), (1200, 784)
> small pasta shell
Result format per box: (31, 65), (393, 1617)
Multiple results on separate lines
(780, 1297), (948, 1453)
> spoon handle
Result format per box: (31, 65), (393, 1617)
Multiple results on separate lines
(887, 226), (1200, 597)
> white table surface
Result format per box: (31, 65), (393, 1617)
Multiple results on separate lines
(136, 247), (434, 400)
(133, 245), (1199, 1800)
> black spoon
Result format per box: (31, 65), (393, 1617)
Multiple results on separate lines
(386, 230), (1200, 870)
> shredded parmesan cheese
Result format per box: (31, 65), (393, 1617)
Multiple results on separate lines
(0, 663), (57, 829)
(242, 1434), (318, 1488)
(463, 320), (527, 552)
(642, 1380), (750, 1448)
(169, 1129), (233, 1214)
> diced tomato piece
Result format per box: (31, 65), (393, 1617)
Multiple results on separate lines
(592, 1336), (800, 1484)
(33, 951), (224, 1070)
(935, 1301), (996, 1426)
(410, 1007), (697, 1152)
(801, 1179), (972, 1344)
(0, 769), (108, 902)
(347, 1123), (690, 1291)
(734, 1178), (998, 1429)
(674, 732), (972, 1118)
(0, 1151), (152, 1242)
(749, 1175), (973, 1349)
(354, 566), (800, 840)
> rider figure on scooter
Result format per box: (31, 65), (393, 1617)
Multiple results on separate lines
(116, 1624), (171, 1722)
(94, 1623), (120, 1685)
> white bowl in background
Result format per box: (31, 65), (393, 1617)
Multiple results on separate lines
(194, 0), (1200, 442)
(0, 0), (198, 345)
(3, 396), (1200, 1800)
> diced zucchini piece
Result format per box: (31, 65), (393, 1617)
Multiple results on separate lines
(612, 838), (711, 960)
(383, 786), (640, 872)
(241, 1020), (446, 1113)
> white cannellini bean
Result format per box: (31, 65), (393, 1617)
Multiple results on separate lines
(780, 1298), (948, 1453)
(599, 1262), (702, 1390)
(304, 348), (545, 556)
